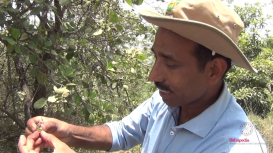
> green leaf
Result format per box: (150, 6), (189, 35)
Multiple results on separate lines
(15, 45), (21, 53)
(82, 81), (89, 88)
(95, 0), (102, 7)
(137, 53), (147, 61)
(0, 12), (5, 24)
(112, 114), (121, 121)
(125, 0), (132, 6)
(103, 102), (114, 111)
(34, 0), (43, 4)
(66, 107), (74, 115)
(85, 28), (92, 33)
(6, 8), (20, 13)
(46, 4), (57, 14)
(136, 0), (143, 5)
(33, 98), (47, 109)
(93, 29), (103, 36)
(51, 50), (58, 56)
(107, 62), (113, 69)
(100, 76), (107, 84)
(28, 42), (36, 49)
(80, 39), (87, 46)
(90, 91), (96, 99)
(83, 89), (89, 98)
(25, 0), (31, 6)
(60, 0), (70, 6)
(7, 44), (14, 52)
(30, 67), (39, 76)
(29, 54), (37, 63)
(20, 46), (28, 55)
(60, 25), (66, 31)
(86, 104), (93, 113)
(45, 41), (52, 47)
(106, 115), (112, 121)
(108, 68), (115, 72)
(109, 11), (119, 23)
(48, 96), (56, 102)
(66, 53), (74, 60)
(30, 7), (42, 15)
(74, 95), (81, 105)
(3, 36), (16, 45)
(20, 33), (28, 41)
(88, 113), (95, 124)
(116, 24), (123, 31)
(64, 67), (74, 77)
(32, 34), (39, 44)
(11, 29), (20, 40)
(37, 73), (47, 85)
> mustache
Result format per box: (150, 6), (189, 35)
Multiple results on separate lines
(154, 82), (172, 92)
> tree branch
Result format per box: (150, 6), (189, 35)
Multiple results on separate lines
(0, 107), (25, 129)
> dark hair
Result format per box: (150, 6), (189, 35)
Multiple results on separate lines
(192, 44), (232, 77)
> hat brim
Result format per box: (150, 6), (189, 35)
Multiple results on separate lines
(139, 9), (257, 73)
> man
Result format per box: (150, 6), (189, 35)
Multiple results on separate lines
(19, 0), (268, 152)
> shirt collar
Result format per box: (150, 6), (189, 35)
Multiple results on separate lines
(170, 82), (230, 138)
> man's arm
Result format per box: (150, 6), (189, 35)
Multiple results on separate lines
(67, 124), (112, 150)
(25, 93), (156, 151)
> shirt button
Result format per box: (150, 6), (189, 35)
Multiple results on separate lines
(170, 131), (175, 136)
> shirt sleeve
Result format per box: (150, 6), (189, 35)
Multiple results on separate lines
(105, 96), (154, 151)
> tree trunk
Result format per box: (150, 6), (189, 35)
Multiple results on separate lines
(14, 55), (33, 124)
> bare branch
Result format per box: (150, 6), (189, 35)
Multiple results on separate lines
(0, 107), (25, 129)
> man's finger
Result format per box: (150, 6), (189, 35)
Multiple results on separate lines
(26, 117), (41, 132)
(40, 131), (58, 148)
(26, 116), (57, 134)
(34, 137), (43, 146)
(25, 127), (32, 136)
(18, 135), (27, 152)
(26, 132), (40, 150)
(34, 146), (40, 152)
(34, 142), (49, 149)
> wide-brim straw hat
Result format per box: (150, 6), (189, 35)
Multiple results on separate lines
(139, 0), (257, 73)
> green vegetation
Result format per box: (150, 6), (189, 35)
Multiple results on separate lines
(248, 113), (273, 153)
(0, 0), (272, 152)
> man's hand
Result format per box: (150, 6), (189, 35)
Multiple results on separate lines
(25, 116), (113, 150)
(18, 132), (40, 153)
(18, 131), (76, 153)
(25, 116), (71, 145)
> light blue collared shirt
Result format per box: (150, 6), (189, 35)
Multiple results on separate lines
(106, 83), (268, 153)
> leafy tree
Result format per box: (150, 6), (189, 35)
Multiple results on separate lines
(226, 2), (273, 117)
(0, 0), (154, 151)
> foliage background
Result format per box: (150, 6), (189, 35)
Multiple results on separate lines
(0, 0), (272, 152)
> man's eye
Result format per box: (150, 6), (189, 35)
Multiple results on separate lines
(166, 63), (177, 69)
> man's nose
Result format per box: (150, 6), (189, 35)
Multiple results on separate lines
(148, 61), (164, 82)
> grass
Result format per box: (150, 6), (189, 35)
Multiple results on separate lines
(248, 112), (273, 153)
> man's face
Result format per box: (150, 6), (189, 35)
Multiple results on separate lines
(149, 28), (210, 107)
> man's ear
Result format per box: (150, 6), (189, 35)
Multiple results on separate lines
(205, 57), (227, 85)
